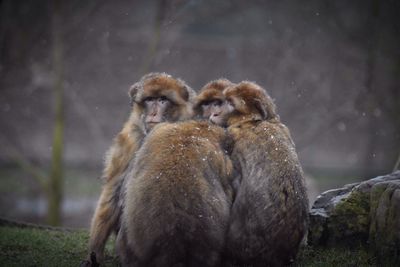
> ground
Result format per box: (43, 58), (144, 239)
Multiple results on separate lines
(0, 225), (396, 267)
(0, 226), (118, 267)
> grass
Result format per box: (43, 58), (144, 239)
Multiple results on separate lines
(0, 225), (398, 267)
(294, 246), (378, 267)
(0, 226), (117, 267)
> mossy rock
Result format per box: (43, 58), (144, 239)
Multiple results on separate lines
(308, 171), (400, 260)
(369, 181), (400, 259)
(327, 189), (370, 245)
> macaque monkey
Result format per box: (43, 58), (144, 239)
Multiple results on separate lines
(212, 81), (309, 266)
(116, 120), (235, 267)
(193, 78), (235, 119)
(83, 73), (195, 266)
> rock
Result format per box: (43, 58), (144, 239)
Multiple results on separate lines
(368, 179), (400, 258)
(308, 171), (400, 259)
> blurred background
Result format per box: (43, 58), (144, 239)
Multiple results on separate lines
(0, 0), (399, 228)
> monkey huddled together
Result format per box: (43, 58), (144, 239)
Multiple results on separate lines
(82, 73), (309, 267)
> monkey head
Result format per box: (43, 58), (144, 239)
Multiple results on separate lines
(129, 72), (196, 132)
(193, 79), (235, 120)
(210, 81), (279, 126)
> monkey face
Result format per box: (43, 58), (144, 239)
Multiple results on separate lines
(194, 79), (235, 119)
(130, 73), (195, 132)
(200, 99), (223, 118)
(142, 96), (173, 131)
(209, 99), (234, 126)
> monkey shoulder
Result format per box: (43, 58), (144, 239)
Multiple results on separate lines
(255, 121), (295, 146)
(173, 120), (227, 142)
(143, 120), (227, 153)
(227, 120), (300, 167)
(150, 120), (213, 133)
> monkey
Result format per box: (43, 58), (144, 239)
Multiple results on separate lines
(83, 73), (195, 266)
(192, 78), (244, 194)
(193, 78), (235, 119)
(116, 120), (235, 267)
(209, 81), (309, 267)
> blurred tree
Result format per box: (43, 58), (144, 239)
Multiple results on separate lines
(48, 0), (64, 226)
(0, 0), (65, 226)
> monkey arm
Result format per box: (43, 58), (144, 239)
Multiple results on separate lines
(102, 127), (142, 182)
(87, 126), (143, 264)
(88, 175), (122, 264)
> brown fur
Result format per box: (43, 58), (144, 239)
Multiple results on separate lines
(222, 81), (309, 267)
(193, 79), (235, 117)
(224, 81), (279, 123)
(116, 120), (235, 267)
(86, 73), (195, 265)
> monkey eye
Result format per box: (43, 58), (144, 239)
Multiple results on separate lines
(143, 97), (156, 103)
(226, 98), (234, 106)
(212, 100), (222, 107)
(201, 101), (211, 107)
(158, 96), (170, 104)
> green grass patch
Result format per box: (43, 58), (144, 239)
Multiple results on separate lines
(0, 226), (117, 267)
(294, 246), (378, 267)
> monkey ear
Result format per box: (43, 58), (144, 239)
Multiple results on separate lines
(128, 82), (141, 106)
(254, 99), (268, 120)
(178, 79), (196, 102)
